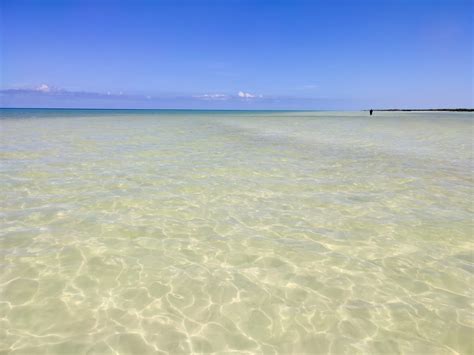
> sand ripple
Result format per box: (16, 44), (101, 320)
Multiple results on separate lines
(1, 110), (473, 354)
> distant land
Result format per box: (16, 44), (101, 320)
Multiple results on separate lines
(371, 108), (473, 112)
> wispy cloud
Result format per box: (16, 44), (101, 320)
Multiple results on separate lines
(6, 83), (63, 93)
(193, 91), (264, 100)
(36, 84), (52, 92)
(193, 93), (229, 101)
(0, 84), (344, 109)
(1, 85), (267, 102)
(1, 85), (132, 99)
(237, 91), (263, 99)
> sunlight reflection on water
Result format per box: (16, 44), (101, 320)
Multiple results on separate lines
(0, 110), (473, 354)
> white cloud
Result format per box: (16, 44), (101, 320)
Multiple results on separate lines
(36, 84), (51, 92)
(238, 91), (254, 98)
(34, 84), (66, 93)
(195, 92), (263, 100)
(194, 93), (229, 100)
(238, 91), (263, 99)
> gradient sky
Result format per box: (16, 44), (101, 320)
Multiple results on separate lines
(1, 0), (472, 109)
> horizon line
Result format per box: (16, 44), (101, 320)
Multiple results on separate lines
(1, 107), (473, 112)
(0, 107), (338, 112)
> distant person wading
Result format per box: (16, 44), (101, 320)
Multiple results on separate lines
(370, 109), (373, 116)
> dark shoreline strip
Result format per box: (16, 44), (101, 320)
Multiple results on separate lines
(369, 108), (473, 112)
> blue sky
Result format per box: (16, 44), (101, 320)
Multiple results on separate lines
(1, 0), (472, 109)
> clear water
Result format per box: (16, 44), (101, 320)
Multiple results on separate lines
(1, 109), (473, 354)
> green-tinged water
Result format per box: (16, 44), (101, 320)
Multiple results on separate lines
(1, 109), (473, 354)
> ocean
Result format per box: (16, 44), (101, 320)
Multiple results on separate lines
(1, 109), (472, 354)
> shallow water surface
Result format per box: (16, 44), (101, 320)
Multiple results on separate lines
(0, 109), (473, 354)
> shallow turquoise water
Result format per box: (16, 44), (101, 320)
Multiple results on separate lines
(0, 109), (473, 354)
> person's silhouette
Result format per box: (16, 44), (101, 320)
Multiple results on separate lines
(370, 109), (373, 116)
